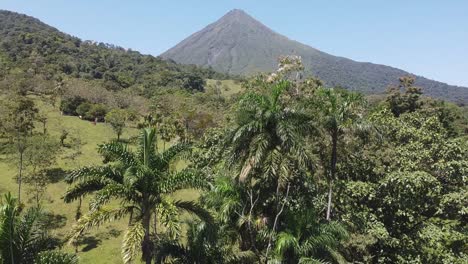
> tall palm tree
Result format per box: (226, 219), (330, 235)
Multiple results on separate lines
(64, 128), (211, 264)
(0, 193), (51, 264)
(227, 80), (314, 260)
(312, 88), (363, 221)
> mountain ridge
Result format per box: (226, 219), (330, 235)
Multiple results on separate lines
(1, 9), (466, 103)
(162, 9), (468, 104)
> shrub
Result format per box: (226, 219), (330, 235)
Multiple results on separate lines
(85, 104), (107, 121)
(75, 102), (92, 118)
(59, 96), (86, 115)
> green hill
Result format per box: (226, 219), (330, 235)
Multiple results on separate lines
(0, 10), (230, 94)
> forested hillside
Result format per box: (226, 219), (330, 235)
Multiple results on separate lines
(0, 10), (231, 94)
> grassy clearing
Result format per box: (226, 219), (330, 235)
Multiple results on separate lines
(0, 97), (198, 263)
(206, 79), (243, 97)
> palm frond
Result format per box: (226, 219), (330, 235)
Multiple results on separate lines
(35, 251), (78, 264)
(223, 247), (256, 264)
(138, 128), (157, 166)
(298, 257), (331, 264)
(300, 222), (347, 257)
(63, 178), (110, 203)
(238, 157), (254, 182)
(275, 231), (299, 256)
(122, 222), (144, 264)
(98, 141), (136, 166)
(185, 220), (218, 248)
(65, 166), (123, 184)
(326, 247), (347, 264)
(251, 132), (272, 167)
(173, 200), (214, 227)
(156, 142), (191, 169)
(89, 184), (137, 211)
(15, 207), (45, 260)
(0, 193), (19, 263)
(68, 207), (132, 243)
(158, 168), (208, 194)
(154, 239), (187, 264)
(0, 193), (50, 264)
(158, 198), (182, 239)
(321, 221), (348, 241)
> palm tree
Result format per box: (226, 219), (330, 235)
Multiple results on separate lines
(64, 128), (211, 264)
(0, 193), (51, 264)
(228, 80), (312, 183)
(227, 80), (314, 259)
(272, 208), (348, 264)
(201, 176), (259, 262)
(312, 88), (363, 221)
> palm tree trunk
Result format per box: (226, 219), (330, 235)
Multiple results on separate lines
(18, 149), (24, 203)
(75, 197), (82, 253)
(326, 130), (338, 221)
(247, 190), (259, 252)
(266, 183), (291, 259)
(326, 179), (333, 221)
(35, 180), (40, 208)
(128, 209), (133, 226)
(142, 208), (153, 264)
(153, 211), (157, 239)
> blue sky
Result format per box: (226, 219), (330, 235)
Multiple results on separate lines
(1, 0), (467, 87)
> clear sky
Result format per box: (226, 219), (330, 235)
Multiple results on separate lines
(1, 0), (467, 87)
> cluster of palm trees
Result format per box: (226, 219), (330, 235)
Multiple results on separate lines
(58, 72), (363, 263)
(0, 75), (362, 263)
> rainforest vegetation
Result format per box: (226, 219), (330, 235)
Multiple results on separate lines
(1, 53), (467, 264)
(0, 10), (467, 264)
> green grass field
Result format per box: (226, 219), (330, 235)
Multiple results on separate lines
(0, 98), (197, 263)
(206, 79), (243, 97)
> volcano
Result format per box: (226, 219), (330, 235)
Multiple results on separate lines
(162, 9), (468, 103)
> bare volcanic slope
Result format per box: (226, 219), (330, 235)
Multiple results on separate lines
(161, 9), (468, 103)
